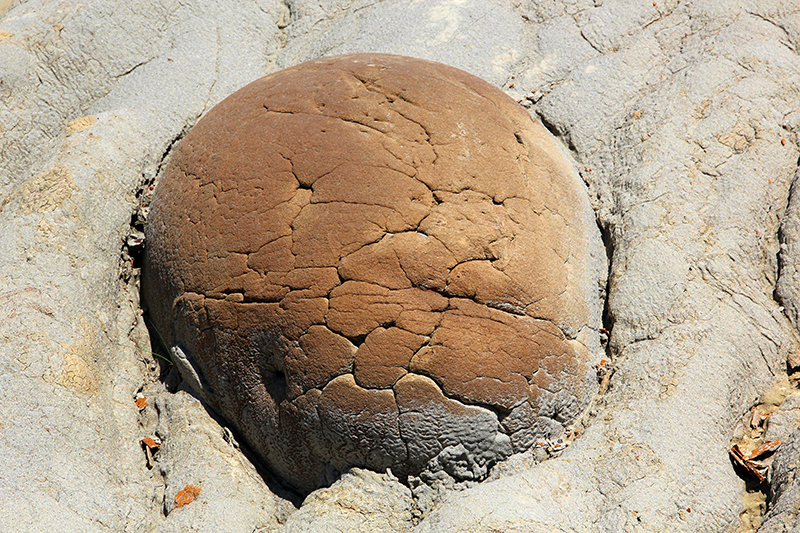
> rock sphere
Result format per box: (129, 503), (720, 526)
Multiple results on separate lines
(143, 54), (601, 492)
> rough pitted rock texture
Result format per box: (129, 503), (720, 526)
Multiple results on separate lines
(143, 53), (603, 491)
(278, 468), (414, 532)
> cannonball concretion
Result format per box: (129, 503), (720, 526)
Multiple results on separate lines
(142, 54), (602, 492)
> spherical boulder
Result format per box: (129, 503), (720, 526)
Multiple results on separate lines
(142, 53), (603, 492)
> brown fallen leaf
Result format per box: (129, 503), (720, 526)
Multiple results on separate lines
(174, 485), (202, 508)
(730, 444), (765, 482)
(730, 440), (781, 483)
(141, 436), (161, 450)
(745, 439), (780, 460)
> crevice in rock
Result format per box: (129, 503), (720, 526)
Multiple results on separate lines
(115, 57), (155, 80)
(598, 216), (615, 359)
(153, 123), (193, 181)
(343, 332), (368, 348)
(535, 109), (580, 161)
(579, 29), (604, 55)
(773, 157), (800, 329)
(121, 178), (176, 385)
(478, 402), (512, 425)
(143, 313), (181, 390)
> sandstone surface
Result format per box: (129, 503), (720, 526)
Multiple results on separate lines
(3, 0), (800, 531)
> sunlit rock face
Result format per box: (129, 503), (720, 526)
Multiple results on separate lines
(142, 53), (603, 492)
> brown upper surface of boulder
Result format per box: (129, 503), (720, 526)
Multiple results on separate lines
(142, 53), (600, 492)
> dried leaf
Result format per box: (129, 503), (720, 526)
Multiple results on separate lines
(746, 458), (771, 469)
(141, 436), (161, 450)
(746, 439), (780, 460)
(730, 444), (766, 482)
(174, 485), (202, 508)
